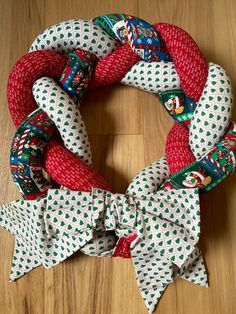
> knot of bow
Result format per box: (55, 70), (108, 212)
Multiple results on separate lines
(46, 188), (200, 268)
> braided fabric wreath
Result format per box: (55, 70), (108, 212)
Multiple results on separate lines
(1, 13), (236, 313)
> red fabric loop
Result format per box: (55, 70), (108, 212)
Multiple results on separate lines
(44, 138), (111, 191)
(90, 44), (141, 88)
(166, 122), (195, 174)
(154, 23), (208, 101)
(8, 50), (67, 127)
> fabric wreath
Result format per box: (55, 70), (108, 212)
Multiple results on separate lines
(1, 13), (235, 313)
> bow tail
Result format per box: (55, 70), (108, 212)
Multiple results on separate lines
(10, 236), (41, 282)
(0, 198), (47, 281)
(0, 201), (24, 235)
(176, 247), (208, 287)
(131, 246), (174, 313)
(131, 240), (208, 313)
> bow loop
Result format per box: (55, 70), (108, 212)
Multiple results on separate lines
(140, 189), (200, 238)
(132, 189), (200, 268)
(45, 189), (93, 239)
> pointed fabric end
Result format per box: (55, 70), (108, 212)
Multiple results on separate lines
(177, 247), (208, 288)
(9, 237), (41, 282)
(0, 201), (23, 235)
(142, 284), (168, 314)
(131, 241), (175, 314)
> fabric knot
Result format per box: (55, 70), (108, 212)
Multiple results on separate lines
(44, 188), (200, 269)
(91, 188), (138, 231)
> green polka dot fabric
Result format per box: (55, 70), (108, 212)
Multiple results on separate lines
(0, 187), (207, 313)
(132, 246), (207, 313)
(29, 20), (119, 58)
(125, 157), (208, 310)
(190, 63), (233, 158)
(33, 77), (92, 165)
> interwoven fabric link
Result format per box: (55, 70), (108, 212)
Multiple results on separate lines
(8, 51), (67, 127)
(8, 51), (111, 191)
(8, 21), (215, 183)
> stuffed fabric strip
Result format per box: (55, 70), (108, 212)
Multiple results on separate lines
(29, 20), (120, 58)
(7, 51), (67, 128)
(43, 138), (111, 191)
(0, 187), (207, 313)
(189, 63), (233, 158)
(33, 77), (92, 165)
(154, 23), (208, 101)
(166, 122), (196, 174)
(89, 44), (141, 88)
(121, 61), (180, 93)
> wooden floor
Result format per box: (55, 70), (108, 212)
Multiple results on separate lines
(1, 0), (236, 313)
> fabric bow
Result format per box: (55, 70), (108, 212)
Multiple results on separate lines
(0, 187), (207, 313)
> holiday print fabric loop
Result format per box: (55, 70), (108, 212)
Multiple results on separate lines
(92, 13), (171, 62)
(10, 108), (55, 200)
(60, 48), (98, 99)
(2, 12), (236, 314)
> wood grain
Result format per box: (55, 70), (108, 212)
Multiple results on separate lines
(0, 0), (236, 313)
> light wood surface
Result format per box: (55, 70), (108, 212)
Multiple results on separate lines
(1, 1), (236, 313)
